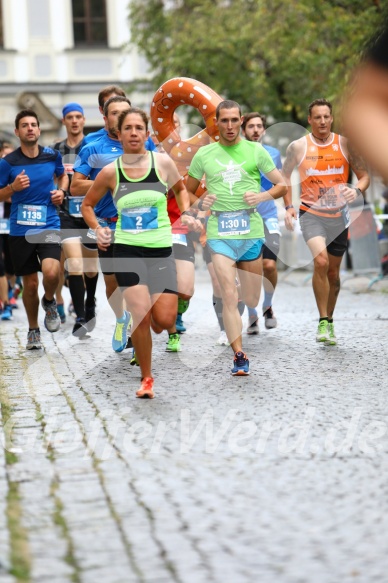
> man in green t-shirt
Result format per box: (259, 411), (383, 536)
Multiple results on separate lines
(186, 100), (286, 376)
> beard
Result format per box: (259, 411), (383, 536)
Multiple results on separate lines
(108, 125), (119, 138)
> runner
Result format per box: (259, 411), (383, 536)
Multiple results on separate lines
(81, 107), (201, 398)
(72, 96), (133, 351)
(187, 100), (286, 375)
(51, 102), (99, 337)
(0, 109), (68, 349)
(282, 98), (370, 344)
(241, 112), (283, 333)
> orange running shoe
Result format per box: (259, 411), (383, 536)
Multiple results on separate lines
(136, 377), (155, 399)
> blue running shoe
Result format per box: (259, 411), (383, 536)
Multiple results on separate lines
(176, 313), (186, 334)
(112, 311), (130, 352)
(231, 351), (250, 376)
(1, 304), (13, 321)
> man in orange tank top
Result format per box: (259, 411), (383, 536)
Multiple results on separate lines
(282, 98), (370, 345)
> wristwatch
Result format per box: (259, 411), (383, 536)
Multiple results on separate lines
(285, 205), (294, 210)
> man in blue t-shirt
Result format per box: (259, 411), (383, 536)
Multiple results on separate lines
(0, 109), (69, 349)
(83, 84), (156, 152)
(242, 112), (283, 333)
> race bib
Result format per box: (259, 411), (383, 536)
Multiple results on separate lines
(172, 233), (187, 246)
(217, 210), (251, 236)
(121, 207), (158, 233)
(68, 196), (84, 218)
(17, 204), (47, 226)
(265, 217), (280, 235)
(0, 218), (10, 234)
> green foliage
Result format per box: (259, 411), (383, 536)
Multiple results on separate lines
(128, 0), (383, 125)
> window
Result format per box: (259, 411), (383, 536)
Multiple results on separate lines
(72, 0), (107, 46)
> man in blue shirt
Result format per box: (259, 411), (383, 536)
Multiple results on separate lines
(242, 112), (283, 333)
(0, 109), (68, 349)
(72, 96), (136, 352)
(83, 84), (156, 152)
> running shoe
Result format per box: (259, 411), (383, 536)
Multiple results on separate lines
(85, 299), (96, 332)
(178, 298), (190, 314)
(316, 320), (329, 342)
(13, 282), (23, 299)
(130, 349), (139, 366)
(263, 306), (277, 329)
(26, 329), (42, 350)
(112, 311), (130, 353)
(246, 317), (259, 335)
(166, 333), (181, 352)
(325, 322), (337, 346)
(68, 302), (76, 318)
(41, 297), (61, 332)
(57, 303), (66, 324)
(72, 318), (88, 338)
(231, 351), (250, 376)
(216, 330), (229, 346)
(9, 297), (18, 309)
(1, 304), (13, 321)
(136, 377), (155, 399)
(175, 313), (186, 334)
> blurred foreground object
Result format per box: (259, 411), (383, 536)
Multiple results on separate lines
(344, 23), (388, 180)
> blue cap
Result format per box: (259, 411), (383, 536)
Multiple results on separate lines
(62, 102), (84, 118)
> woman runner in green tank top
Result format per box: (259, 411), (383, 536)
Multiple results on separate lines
(82, 107), (202, 399)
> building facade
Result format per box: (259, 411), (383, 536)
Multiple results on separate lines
(0, 0), (153, 144)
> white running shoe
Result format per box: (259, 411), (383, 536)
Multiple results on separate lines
(216, 330), (229, 346)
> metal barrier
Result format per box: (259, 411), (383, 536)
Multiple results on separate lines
(346, 204), (386, 288)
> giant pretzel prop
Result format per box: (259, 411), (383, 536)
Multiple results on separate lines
(150, 77), (223, 192)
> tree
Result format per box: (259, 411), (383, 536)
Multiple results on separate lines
(127, 0), (384, 125)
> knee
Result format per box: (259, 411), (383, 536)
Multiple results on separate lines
(263, 260), (276, 278)
(66, 257), (83, 275)
(222, 288), (239, 309)
(43, 265), (60, 284)
(314, 254), (329, 272)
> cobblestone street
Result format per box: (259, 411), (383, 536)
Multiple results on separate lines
(0, 266), (387, 583)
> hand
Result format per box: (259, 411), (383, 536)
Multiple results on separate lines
(96, 226), (112, 250)
(339, 185), (359, 204)
(12, 169), (30, 192)
(284, 207), (297, 231)
(243, 191), (259, 206)
(50, 189), (65, 205)
(200, 194), (217, 209)
(180, 214), (203, 233)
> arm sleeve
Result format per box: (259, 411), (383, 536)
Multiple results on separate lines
(73, 145), (93, 177)
(55, 151), (65, 177)
(258, 145), (276, 174)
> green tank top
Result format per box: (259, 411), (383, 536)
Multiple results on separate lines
(112, 152), (171, 248)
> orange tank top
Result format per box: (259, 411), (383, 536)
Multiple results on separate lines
(298, 133), (350, 214)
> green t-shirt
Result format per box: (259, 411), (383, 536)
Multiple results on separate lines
(188, 140), (275, 239)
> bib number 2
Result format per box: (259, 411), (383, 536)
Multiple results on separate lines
(121, 207), (158, 233)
